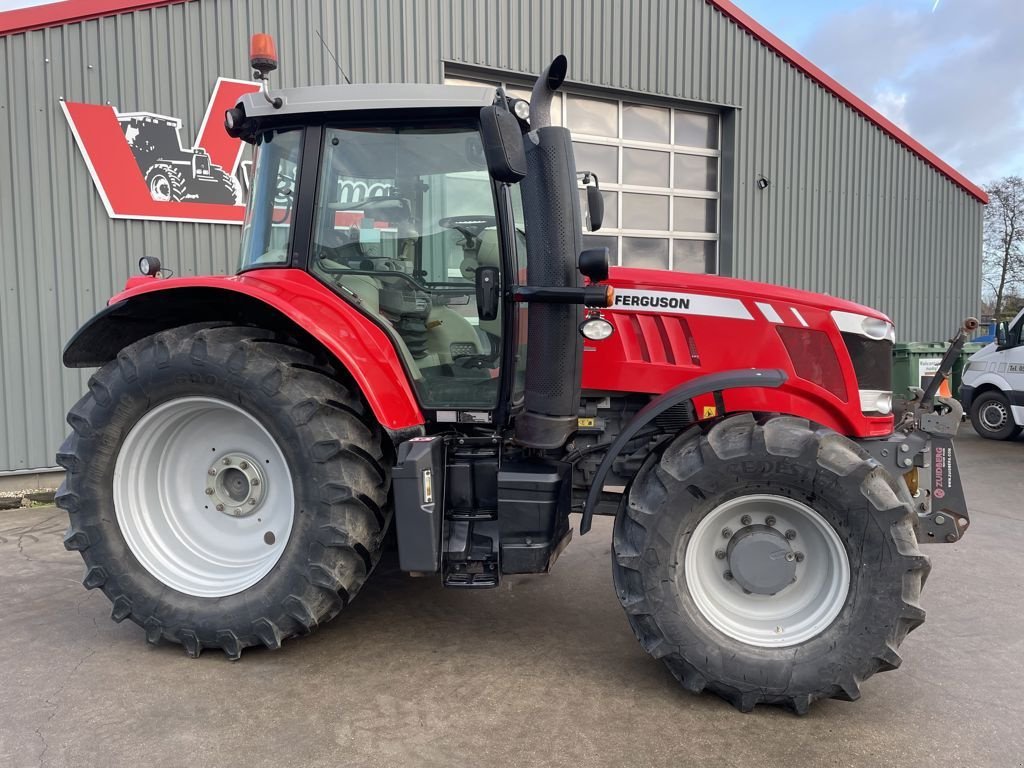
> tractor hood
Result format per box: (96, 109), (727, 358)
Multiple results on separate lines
(606, 267), (892, 323)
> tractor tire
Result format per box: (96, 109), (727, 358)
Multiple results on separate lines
(201, 168), (242, 205)
(969, 390), (1022, 441)
(144, 163), (188, 202)
(56, 324), (391, 659)
(612, 413), (929, 714)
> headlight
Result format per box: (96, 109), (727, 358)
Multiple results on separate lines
(965, 361), (987, 373)
(579, 317), (614, 340)
(832, 310), (895, 342)
(859, 389), (893, 415)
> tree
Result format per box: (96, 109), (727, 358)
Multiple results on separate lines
(983, 176), (1024, 321)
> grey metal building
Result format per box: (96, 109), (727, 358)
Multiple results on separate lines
(0, 0), (986, 474)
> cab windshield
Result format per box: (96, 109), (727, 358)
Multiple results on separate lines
(310, 124), (506, 410)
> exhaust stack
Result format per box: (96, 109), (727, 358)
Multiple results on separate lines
(514, 56), (585, 449)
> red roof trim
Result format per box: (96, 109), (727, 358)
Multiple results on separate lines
(0, 0), (186, 36)
(0, 0), (989, 204)
(706, 0), (988, 204)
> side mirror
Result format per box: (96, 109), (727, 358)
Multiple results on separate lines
(578, 172), (603, 231)
(476, 265), (500, 321)
(996, 322), (1009, 347)
(479, 106), (527, 183)
(586, 186), (604, 232)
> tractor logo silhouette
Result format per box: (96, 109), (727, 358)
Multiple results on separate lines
(119, 112), (241, 204)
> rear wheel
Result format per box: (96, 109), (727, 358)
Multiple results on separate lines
(57, 324), (390, 658)
(612, 414), (929, 713)
(969, 390), (1021, 440)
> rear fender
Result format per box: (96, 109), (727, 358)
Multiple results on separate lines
(63, 270), (424, 432)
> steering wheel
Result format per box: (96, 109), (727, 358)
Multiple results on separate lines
(439, 215), (497, 242)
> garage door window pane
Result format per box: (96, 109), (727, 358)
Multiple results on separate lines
(573, 142), (619, 183)
(578, 189), (618, 229)
(623, 103), (670, 143)
(675, 111), (718, 149)
(673, 240), (717, 273)
(674, 154), (718, 191)
(623, 148), (670, 187)
(674, 197), (717, 232)
(622, 237), (669, 269)
(583, 234), (619, 262)
(622, 193), (668, 231)
(567, 94), (618, 137)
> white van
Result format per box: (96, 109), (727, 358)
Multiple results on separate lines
(960, 308), (1024, 440)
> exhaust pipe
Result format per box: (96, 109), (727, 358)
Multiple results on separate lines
(528, 54), (568, 129)
(515, 56), (585, 449)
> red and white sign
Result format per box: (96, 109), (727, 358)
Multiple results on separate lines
(62, 77), (260, 224)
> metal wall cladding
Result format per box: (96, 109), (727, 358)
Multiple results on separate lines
(0, 0), (983, 471)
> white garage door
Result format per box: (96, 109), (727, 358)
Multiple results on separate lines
(445, 74), (721, 274)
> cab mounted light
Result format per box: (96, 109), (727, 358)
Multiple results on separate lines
(250, 33), (283, 108)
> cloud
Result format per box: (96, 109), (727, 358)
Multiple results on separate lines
(801, 0), (1024, 183)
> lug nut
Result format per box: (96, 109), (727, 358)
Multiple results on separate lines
(715, 549), (726, 560)
(222, 458), (232, 465)
(785, 552), (795, 562)
(723, 571), (733, 581)
(239, 461), (249, 470)
(794, 552), (805, 562)
(205, 488), (214, 496)
(945, 533), (957, 543)
(251, 478), (260, 486)
(208, 468), (217, 476)
(721, 527), (732, 538)
(765, 516), (776, 527)
(785, 529), (796, 540)
(740, 515), (752, 526)
(248, 498), (257, 505)
(215, 503), (225, 512)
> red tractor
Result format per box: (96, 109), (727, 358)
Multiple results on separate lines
(58, 41), (973, 713)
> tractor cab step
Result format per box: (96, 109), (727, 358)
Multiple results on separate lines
(443, 519), (500, 588)
(443, 571), (499, 589)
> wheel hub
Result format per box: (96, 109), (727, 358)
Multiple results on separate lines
(206, 453), (266, 517)
(726, 524), (795, 595)
(980, 402), (1008, 430)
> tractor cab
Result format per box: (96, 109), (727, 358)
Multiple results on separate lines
(226, 53), (609, 448)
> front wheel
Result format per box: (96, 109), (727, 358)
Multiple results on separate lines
(57, 324), (391, 658)
(969, 390), (1022, 440)
(612, 414), (929, 713)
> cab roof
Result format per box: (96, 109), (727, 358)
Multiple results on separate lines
(238, 83), (497, 119)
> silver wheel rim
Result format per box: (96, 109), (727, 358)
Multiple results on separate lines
(980, 401), (1008, 431)
(149, 175), (171, 201)
(113, 397), (294, 598)
(683, 494), (850, 648)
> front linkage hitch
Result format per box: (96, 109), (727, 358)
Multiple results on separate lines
(860, 317), (979, 543)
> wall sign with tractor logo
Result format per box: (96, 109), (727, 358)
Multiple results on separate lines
(62, 78), (259, 224)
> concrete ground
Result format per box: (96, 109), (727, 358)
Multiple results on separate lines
(1, 429), (1022, 768)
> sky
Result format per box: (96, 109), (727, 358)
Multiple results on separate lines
(2, 0), (1021, 184)
(733, 0), (1024, 185)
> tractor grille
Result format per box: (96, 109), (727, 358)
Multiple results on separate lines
(616, 314), (700, 366)
(841, 333), (892, 392)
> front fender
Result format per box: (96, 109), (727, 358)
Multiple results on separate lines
(63, 269), (424, 432)
(580, 368), (788, 534)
